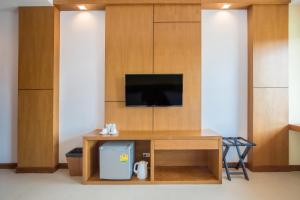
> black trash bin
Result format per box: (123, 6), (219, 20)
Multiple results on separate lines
(66, 148), (82, 176)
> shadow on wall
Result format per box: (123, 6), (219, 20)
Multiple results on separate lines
(0, 9), (18, 163)
(60, 135), (84, 163)
(201, 10), (248, 162)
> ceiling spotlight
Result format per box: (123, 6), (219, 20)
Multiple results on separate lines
(78, 5), (87, 10)
(222, 4), (231, 9)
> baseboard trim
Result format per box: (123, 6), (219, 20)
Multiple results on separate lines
(16, 166), (57, 173)
(57, 163), (68, 169)
(289, 165), (300, 171)
(0, 163), (17, 169)
(0, 163), (68, 170)
(2, 163), (300, 172)
(248, 165), (300, 172)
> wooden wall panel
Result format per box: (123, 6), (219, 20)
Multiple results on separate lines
(18, 90), (54, 168)
(249, 5), (288, 88)
(105, 102), (153, 131)
(19, 7), (57, 89)
(54, 0), (291, 11)
(250, 88), (289, 166)
(53, 8), (60, 166)
(105, 5), (154, 101)
(154, 5), (201, 22)
(153, 23), (201, 131)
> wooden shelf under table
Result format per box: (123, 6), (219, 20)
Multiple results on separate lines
(84, 167), (219, 184)
(86, 172), (151, 185)
(154, 166), (220, 184)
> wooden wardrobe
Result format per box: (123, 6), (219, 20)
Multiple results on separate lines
(17, 7), (60, 172)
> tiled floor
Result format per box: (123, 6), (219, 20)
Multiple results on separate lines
(0, 169), (300, 200)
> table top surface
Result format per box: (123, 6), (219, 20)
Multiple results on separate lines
(84, 129), (221, 140)
(289, 124), (300, 133)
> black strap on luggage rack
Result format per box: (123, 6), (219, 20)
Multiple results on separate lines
(222, 137), (256, 181)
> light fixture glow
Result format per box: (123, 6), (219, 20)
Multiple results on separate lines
(78, 5), (87, 10)
(222, 4), (231, 9)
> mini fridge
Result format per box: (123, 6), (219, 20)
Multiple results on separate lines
(99, 141), (134, 180)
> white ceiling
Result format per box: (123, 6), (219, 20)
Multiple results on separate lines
(0, 0), (52, 10)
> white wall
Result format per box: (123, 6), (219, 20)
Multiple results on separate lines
(289, 4), (300, 165)
(0, 10), (18, 163)
(59, 11), (105, 163)
(202, 10), (248, 161)
(289, 5), (300, 124)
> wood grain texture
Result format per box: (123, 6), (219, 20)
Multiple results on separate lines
(150, 140), (155, 181)
(88, 172), (151, 184)
(154, 139), (218, 150)
(201, 3), (250, 9)
(207, 138), (222, 182)
(54, 0), (290, 11)
(16, 167), (57, 173)
(154, 166), (219, 184)
(153, 23), (201, 131)
(248, 4), (289, 171)
(200, 0), (289, 3)
(82, 140), (99, 183)
(249, 88), (289, 167)
(154, 5), (201, 22)
(248, 5), (288, 88)
(289, 124), (300, 132)
(53, 7), (60, 171)
(105, 5), (153, 101)
(18, 90), (55, 168)
(84, 129), (221, 140)
(18, 7), (59, 172)
(105, 102), (153, 131)
(155, 150), (208, 166)
(19, 7), (57, 89)
(135, 141), (151, 165)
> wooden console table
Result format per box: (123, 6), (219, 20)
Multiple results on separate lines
(82, 129), (222, 184)
(289, 124), (300, 132)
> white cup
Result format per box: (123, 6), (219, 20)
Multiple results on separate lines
(100, 128), (109, 135)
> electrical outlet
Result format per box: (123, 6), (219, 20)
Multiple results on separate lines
(142, 153), (150, 158)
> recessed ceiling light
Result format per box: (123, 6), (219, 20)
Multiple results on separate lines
(78, 5), (87, 11)
(222, 4), (231, 9)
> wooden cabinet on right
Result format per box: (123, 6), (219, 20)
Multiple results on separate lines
(248, 5), (289, 171)
(248, 5), (288, 88)
(249, 88), (289, 169)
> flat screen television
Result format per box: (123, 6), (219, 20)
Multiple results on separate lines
(125, 74), (183, 107)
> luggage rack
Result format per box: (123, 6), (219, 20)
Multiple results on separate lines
(222, 137), (256, 181)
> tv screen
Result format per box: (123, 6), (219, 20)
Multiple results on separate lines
(125, 74), (183, 107)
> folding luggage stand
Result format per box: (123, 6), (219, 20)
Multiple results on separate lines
(222, 137), (256, 181)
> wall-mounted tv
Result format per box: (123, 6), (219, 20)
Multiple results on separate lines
(125, 74), (183, 107)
